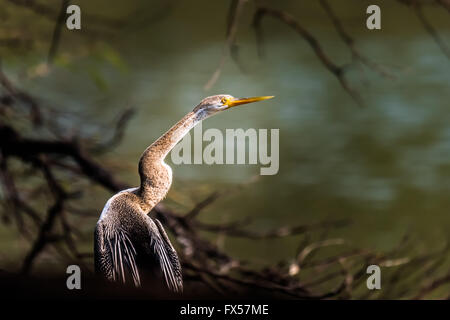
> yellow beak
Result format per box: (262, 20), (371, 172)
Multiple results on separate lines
(226, 96), (274, 108)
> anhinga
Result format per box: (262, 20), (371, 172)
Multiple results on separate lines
(94, 94), (274, 292)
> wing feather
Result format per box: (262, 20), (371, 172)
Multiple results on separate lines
(151, 218), (183, 293)
(95, 222), (141, 287)
(95, 216), (182, 292)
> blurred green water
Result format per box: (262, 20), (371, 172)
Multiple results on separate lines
(0, 0), (449, 269)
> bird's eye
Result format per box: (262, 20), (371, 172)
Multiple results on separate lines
(221, 97), (228, 105)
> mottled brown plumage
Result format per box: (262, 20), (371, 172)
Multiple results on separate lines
(94, 94), (273, 293)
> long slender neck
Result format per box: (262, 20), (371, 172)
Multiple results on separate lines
(143, 110), (204, 161)
(136, 110), (206, 210)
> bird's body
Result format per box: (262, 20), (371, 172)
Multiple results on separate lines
(95, 187), (182, 291)
(94, 94), (273, 293)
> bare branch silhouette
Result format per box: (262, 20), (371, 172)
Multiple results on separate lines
(252, 7), (365, 107)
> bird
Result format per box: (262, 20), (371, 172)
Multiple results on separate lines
(94, 94), (274, 293)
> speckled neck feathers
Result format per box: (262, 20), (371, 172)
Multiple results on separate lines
(137, 110), (204, 212)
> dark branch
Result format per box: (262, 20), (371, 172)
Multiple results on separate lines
(253, 7), (365, 107)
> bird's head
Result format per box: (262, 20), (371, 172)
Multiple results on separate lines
(193, 94), (274, 119)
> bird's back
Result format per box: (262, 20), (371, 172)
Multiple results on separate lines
(94, 189), (183, 292)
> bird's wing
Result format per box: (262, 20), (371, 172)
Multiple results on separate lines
(95, 215), (182, 292)
(145, 216), (183, 293)
(94, 221), (141, 287)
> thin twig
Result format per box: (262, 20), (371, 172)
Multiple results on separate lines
(253, 7), (365, 107)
